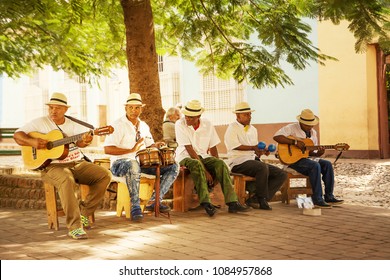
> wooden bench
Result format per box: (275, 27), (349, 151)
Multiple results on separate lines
(231, 173), (284, 205)
(281, 167), (312, 204)
(44, 183), (94, 230)
(0, 128), (21, 155)
(172, 166), (226, 212)
(231, 173), (256, 205)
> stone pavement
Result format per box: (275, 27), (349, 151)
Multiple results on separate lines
(1, 201), (390, 260)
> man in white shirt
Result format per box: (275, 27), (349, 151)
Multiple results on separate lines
(175, 100), (250, 217)
(104, 93), (179, 221)
(14, 92), (112, 240)
(273, 109), (344, 208)
(224, 102), (287, 210)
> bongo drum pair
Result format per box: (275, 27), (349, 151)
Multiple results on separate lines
(136, 147), (175, 167)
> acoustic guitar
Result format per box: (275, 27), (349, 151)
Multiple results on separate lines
(277, 137), (349, 165)
(22, 126), (114, 170)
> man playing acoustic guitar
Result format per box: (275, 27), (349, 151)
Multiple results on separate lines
(273, 109), (344, 208)
(14, 92), (112, 239)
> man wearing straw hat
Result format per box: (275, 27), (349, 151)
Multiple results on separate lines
(104, 93), (179, 222)
(224, 101), (287, 210)
(14, 92), (112, 240)
(273, 109), (344, 208)
(175, 100), (250, 217)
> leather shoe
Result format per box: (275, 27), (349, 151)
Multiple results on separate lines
(325, 197), (344, 205)
(228, 201), (251, 213)
(313, 200), (332, 208)
(258, 197), (272, 210)
(202, 203), (217, 217)
(145, 203), (171, 213)
(131, 207), (144, 222)
(246, 196), (260, 209)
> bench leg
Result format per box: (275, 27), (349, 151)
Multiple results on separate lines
(44, 183), (61, 230)
(173, 169), (185, 212)
(233, 176), (247, 205)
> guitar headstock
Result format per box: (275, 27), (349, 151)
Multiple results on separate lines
(335, 143), (350, 151)
(93, 126), (114, 136)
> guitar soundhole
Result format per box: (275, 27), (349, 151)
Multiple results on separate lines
(46, 142), (53, 150)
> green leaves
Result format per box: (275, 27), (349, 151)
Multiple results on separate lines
(0, 0), (388, 88)
(0, 0), (126, 80)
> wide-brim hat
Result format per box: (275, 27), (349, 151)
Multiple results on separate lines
(124, 93), (145, 107)
(182, 100), (205, 116)
(296, 109), (319, 125)
(45, 92), (70, 108)
(233, 102), (255, 114)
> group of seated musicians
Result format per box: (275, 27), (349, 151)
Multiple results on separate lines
(13, 92), (344, 240)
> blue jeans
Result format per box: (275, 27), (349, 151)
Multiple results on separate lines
(111, 159), (179, 209)
(289, 158), (335, 203)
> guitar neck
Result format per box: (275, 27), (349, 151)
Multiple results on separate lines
(51, 132), (89, 148)
(307, 145), (335, 150)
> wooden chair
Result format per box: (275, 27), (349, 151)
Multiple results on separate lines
(281, 167), (312, 204)
(44, 183), (94, 230)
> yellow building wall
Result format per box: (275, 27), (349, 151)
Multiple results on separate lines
(318, 20), (378, 151)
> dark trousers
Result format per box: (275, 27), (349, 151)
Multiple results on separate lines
(289, 158), (334, 203)
(231, 159), (287, 201)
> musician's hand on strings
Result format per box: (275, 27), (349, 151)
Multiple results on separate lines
(316, 146), (325, 157)
(296, 140), (306, 152)
(34, 138), (48, 149)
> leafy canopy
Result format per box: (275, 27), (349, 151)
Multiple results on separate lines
(1, 0), (389, 88)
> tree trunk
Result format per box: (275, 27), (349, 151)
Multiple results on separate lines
(121, 0), (164, 141)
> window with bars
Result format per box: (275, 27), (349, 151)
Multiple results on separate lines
(201, 74), (245, 125)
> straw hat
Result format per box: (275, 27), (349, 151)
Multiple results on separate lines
(296, 109), (319, 125)
(124, 93), (145, 107)
(233, 102), (255, 114)
(182, 100), (205, 116)
(45, 92), (70, 108)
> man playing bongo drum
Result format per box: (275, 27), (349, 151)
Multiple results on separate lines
(104, 93), (179, 221)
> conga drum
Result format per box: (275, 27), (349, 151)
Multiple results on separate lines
(159, 147), (176, 166)
(136, 148), (161, 167)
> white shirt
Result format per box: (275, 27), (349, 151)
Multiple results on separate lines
(224, 120), (258, 169)
(273, 122), (319, 162)
(175, 117), (220, 162)
(16, 116), (87, 163)
(103, 115), (154, 164)
(273, 122), (318, 145)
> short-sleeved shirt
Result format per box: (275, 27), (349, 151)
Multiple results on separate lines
(103, 115), (154, 164)
(175, 117), (220, 163)
(224, 120), (257, 169)
(16, 116), (87, 163)
(273, 122), (318, 145)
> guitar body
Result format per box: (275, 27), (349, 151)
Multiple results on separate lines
(277, 138), (314, 165)
(21, 125), (114, 170)
(21, 130), (69, 170)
